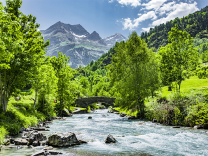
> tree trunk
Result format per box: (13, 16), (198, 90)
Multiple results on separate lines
(33, 87), (38, 108)
(178, 81), (181, 92)
(139, 100), (145, 119)
(2, 94), (8, 113)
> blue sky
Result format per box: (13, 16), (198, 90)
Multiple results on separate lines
(1, 0), (208, 38)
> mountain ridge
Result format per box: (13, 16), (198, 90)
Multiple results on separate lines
(41, 21), (126, 68)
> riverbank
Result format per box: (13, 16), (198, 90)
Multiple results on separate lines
(1, 109), (208, 156)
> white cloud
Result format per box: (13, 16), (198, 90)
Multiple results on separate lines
(142, 27), (151, 32)
(152, 2), (199, 26)
(158, 1), (176, 15)
(109, 0), (114, 3)
(123, 11), (157, 30)
(115, 0), (141, 7)
(142, 0), (168, 10)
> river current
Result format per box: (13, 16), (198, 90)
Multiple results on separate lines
(1, 109), (208, 156)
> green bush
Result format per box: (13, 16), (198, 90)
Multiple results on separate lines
(196, 65), (208, 79)
(36, 88), (56, 119)
(0, 126), (8, 145)
(186, 102), (208, 126)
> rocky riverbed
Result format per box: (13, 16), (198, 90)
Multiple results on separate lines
(1, 109), (208, 156)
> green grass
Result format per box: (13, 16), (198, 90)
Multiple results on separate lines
(114, 107), (138, 117)
(161, 76), (208, 97)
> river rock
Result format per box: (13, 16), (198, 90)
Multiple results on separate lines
(33, 127), (49, 131)
(22, 130), (47, 146)
(48, 132), (80, 147)
(194, 124), (204, 129)
(10, 138), (15, 144)
(43, 146), (53, 150)
(14, 138), (28, 145)
(4, 139), (10, 145)
(45, 121), (52, 124)
(128, 116), (138, 120)
(88, 116), (92, 119)
(31, 150), (63, 156)
(152, 118), (157, 123)
(79, 140), (88, 144)
(19, 127), (26, 133)
(173, 126), (180, 128)
(32, 141), (40, 146)
(105, 134), (117, 143)
(120, 113), (126, 117)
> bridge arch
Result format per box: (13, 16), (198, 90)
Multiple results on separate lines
(74, 96), (116, 108)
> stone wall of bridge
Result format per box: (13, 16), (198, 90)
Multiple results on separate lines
(74, 96), (116, 108)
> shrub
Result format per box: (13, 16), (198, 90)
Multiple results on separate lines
(0, 126), (8, 145)
(185, 102), (208, 126)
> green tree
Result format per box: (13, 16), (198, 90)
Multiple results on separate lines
(32, 57), (57, 108)
(50, 52), (77, 116)
(108, 32), (159, 118)
(159, 24), (198, 92)
(0, 0), (49, 112)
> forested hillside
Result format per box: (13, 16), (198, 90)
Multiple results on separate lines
(141, 6), (208, 49)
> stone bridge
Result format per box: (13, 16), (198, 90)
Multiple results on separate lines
(74, 96), (116, 108)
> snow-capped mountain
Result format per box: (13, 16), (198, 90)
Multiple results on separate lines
(103, 33), (127, 47)
(41, 21), (108, 68)
(40, 21), (126, 68)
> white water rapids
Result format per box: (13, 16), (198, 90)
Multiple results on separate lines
(1, 109), (208, 156)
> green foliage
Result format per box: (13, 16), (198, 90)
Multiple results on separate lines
(196, 65), (208, 79)
(0, 0), (49, 112)
(0, 126), (8, 145)
(108, 32), (160, 118)
(51, 52), (77, 116)
(159, 25), (199, 92)
(141, 6), (208, 49)
(186, 102), (208, 126)
(36, 88), (56, 119)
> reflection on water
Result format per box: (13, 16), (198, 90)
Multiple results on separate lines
(1, 109), (208, 156)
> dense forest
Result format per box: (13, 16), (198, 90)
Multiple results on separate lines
(1, 0), (208, 146)
(141, 6), (208, 49)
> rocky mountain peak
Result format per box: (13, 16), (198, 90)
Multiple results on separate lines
(103, 33), (127, 47)
(87, 31), (102, 41)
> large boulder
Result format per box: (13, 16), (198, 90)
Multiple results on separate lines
(22, 130), (47, 146)
(105, 134), (117, 144)
(48, 132), (80, 147)
(14, 138), (28, 145)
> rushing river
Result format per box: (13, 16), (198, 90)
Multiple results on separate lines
(1, 109), (208, 156)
